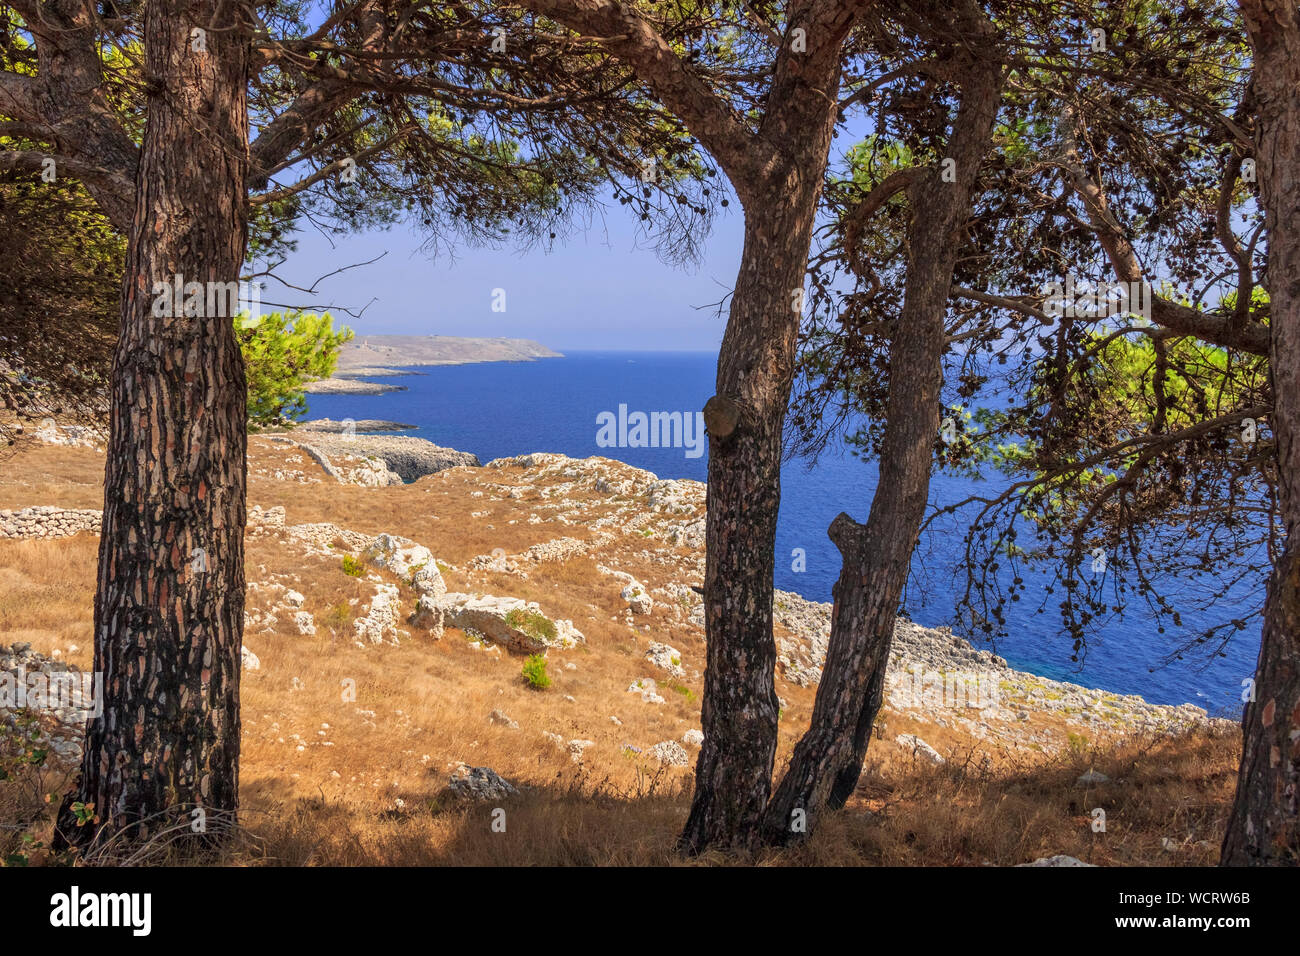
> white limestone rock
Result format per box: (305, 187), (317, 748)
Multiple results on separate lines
(895, 733), (945, 765)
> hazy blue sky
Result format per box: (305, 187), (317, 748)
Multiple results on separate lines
(267, 121), (868, 353)
(267, 189), (746, 353)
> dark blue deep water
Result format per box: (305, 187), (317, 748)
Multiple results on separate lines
(305, 350), (1261, 713)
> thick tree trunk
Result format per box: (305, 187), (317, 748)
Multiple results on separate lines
(1222, 0), (1300, 866)
(680, 70), (846, 859)
(54, 0), (252, 855)
(763, 48), (1002, 845)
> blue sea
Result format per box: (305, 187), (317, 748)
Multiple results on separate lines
(305, 350), (1261, 714)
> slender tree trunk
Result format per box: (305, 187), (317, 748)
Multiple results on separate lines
(763, 47), (1002, 845)
(510, 0), (867, 856)
(54, 0), (252, 854)
(682, 207), (821, 853)
(1222, 0), (1300, 865)
(680, 70), (846, 859)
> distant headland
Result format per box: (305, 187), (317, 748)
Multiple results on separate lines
(301, 335), (563, 394)
(338, 334), (562, 371)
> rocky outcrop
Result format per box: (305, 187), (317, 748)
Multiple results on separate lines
(566, 738), (595, 763)
(249, 505), (286, 532)
(768, 585), (1229, 742)
(1018, 855), (1097, 867)
(263, 437), (403, 486)
(364, 533), (440, 589)
(410, 594), (447, 635)
(416, 593), (585, 654)
(626, 677), (665, 704)
(16, 421), (105, 449)
(293, 434), (479, 483)
(283, 521), (372, 555)
(519, 536), (590, 564)
(250, 516), (582, 657)
(621, 580), (653, 615)
(353, 583), (403, 645)
(598, 566), (654, 615)
(645, 642), (684, 677)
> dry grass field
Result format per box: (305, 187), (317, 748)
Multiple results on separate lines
(0, 436), (1242, 866)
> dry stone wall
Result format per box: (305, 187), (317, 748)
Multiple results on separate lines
(0, 506), (102, 539)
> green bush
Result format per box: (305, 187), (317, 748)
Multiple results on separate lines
(0, 712), (51, 866)
(522, 654), (551, 690)
(665, 680), (697, 702)
(323, 602), (352, 633)
(236, 311), (353, 427)
(341, 555), (364, 577)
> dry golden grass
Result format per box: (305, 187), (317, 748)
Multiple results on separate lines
(0, 535), (98, 650)
(0, 439), (1243, 866)
(0, 439), (105, 511)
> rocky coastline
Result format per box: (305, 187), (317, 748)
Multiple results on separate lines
(6, 423), (1235, 749)
(301, 379), (407, 395)
(294, 418), (418, 433)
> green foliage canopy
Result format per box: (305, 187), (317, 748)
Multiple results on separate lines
(236, 312), (353, 427)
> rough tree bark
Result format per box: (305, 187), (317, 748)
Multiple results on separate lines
(690, 169), (835, 852)
(678, 7), (862, 855)
(53, 0), (253, 854)
(1222, 0), (1300, 866)
(764, 24), (1004, 844)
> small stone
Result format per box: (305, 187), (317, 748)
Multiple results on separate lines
(621, 580), (653, 614)
(1018, 855), (1096, 867)
(645, 641), (684, 677)
(447, 765), (516, 801)
(895, 733), (945, 765)
(627, 678), (665, 704)
(567, 739), (594, 762)
(649, 740), (689, 766)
